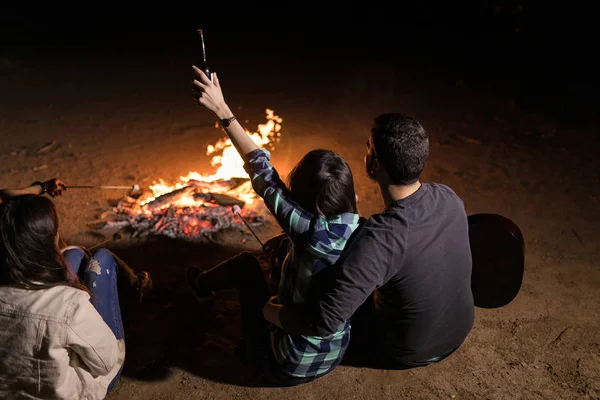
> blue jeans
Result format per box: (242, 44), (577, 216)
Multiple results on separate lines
(63, 247), (124, 393)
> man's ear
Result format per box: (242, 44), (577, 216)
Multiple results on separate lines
(365, 155), (379, 180)
(371, 159), (380, 176)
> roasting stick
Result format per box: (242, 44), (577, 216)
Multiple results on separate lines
(69, 184), (140, 191)
(232, 205), (264, 247)
(87, 232), (123, 251)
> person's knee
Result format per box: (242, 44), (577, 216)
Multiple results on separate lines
(237, 251), (256, 260)
(62, 247), (88, 273)
(62, 246), (85, 260)
(90, 248), (118, 274)
(237, 251), (260, 267)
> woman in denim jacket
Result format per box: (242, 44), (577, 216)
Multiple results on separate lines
(0, 181), (151, 399)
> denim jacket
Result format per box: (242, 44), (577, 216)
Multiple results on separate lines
(0, 285), (124, 399)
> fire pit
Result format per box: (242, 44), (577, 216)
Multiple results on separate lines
(94, 109), (282, 241)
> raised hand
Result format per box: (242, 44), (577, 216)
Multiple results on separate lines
(192, 66), (229, 118)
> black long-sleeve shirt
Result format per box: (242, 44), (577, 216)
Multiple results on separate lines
(279, 183), (475, 363)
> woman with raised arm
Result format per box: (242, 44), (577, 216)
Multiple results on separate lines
(188, 67), (364, 386)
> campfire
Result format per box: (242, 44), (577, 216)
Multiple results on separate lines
(99, 109), (283, 241)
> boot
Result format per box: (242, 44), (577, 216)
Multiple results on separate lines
(186, 266), (216, 300)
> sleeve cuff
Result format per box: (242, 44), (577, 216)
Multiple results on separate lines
(243, 148), (272, 176)
(245, 148), (270, 162)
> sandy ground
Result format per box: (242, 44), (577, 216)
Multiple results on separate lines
(1, 35), (599, 399)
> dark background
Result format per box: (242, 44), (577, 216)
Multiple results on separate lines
(1, 2), (598, 124)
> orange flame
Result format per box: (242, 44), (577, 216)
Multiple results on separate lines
(139, 109), (282, 209)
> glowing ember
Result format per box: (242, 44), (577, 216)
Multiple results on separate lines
(110, 109), (283, 240)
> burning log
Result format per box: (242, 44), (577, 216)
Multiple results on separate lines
(115, 203), (266, 241)
(144, 185), (197, 211)
(100, 181), (267, 241)
(187, 177), (249, 191)
(144, 184), (246, 211)
(89, 109), (282, 242)
(205, 193), (245, 207)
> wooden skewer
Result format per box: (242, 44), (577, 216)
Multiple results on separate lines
(232, 205), (264, 247)
(69, 185), (140, 191)
(87, 232), (123, 251)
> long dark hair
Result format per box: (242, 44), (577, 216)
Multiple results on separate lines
(286, 149), (358, 218)
(0, 195), (86, 291)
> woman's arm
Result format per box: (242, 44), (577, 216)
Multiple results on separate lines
(66, 296), (121, 377)
(0, 179), (67, 203)
(192, 67), (257, 158)
(266, 222), (392, 337)
(243, 149), (313, 242)
(192, 67), (315, 241)
(0, 185), (43, 200)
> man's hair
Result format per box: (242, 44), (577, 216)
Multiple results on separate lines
(371, 113), (429, 185)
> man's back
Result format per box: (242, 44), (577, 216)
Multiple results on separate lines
(373, 183), (474, 363)
(310, 183), (474, 365)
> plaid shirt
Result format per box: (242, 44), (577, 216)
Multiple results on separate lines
(244, 149), (362, 378)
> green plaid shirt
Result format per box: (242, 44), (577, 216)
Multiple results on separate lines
(244, 149), (362, 378)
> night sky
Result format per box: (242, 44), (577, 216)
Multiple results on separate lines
(1, 3), (597, 125)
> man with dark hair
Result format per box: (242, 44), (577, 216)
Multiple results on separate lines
(264, 113), (474, 369)
(370, 113), (429, 186)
